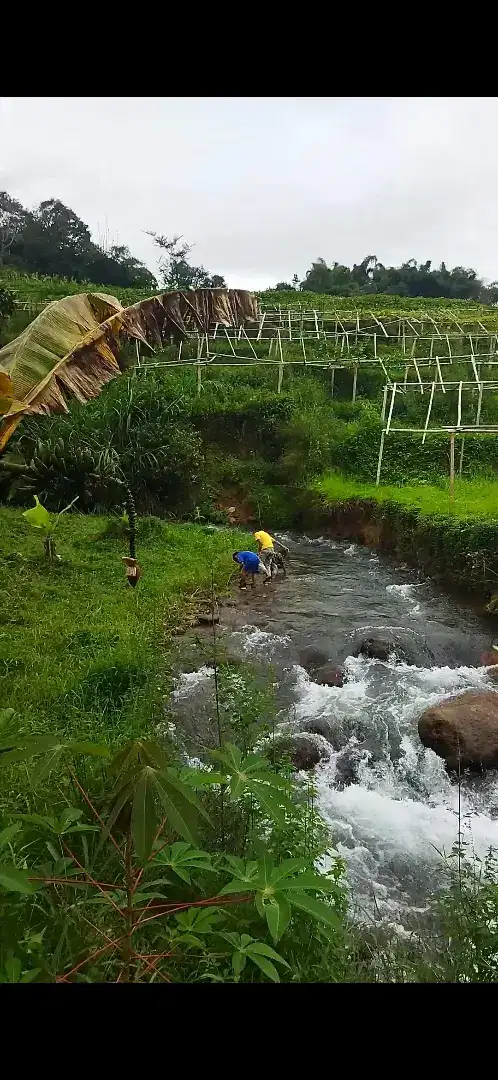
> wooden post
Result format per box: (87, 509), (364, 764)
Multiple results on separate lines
(449, 431), (455, 501)
(330, 366), (335, 398)
(352, 365), (358, 402)
(459, 436), (465, 478)
(277, 330), (284, 393)
(376, 429), (386, 486)
(135, 340), (141, 368)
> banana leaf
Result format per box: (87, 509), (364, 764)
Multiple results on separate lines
(0, 288), (258, 450)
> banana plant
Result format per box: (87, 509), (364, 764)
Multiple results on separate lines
(22, 494), (79, 560)
(0, 289), (258, 450)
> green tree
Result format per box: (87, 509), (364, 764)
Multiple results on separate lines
(148, 233), (226, 290)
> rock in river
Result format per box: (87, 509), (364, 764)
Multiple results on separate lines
(269, 733), (331, 772)
(418, 690), (498, 771)
(314, 663), (345, 687)
(298, 646), (330, 674)
(353, 636), (397, 661)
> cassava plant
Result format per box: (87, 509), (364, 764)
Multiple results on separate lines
(0, 707), (346, 983)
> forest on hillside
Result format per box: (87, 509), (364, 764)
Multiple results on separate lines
(1, 189), (497, 304)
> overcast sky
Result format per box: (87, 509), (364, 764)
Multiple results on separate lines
(2, 96), (498, 289)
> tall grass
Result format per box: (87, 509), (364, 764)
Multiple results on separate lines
(0, 507), (250, 745)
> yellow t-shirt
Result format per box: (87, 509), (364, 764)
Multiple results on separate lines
(254, 530), (274, 550)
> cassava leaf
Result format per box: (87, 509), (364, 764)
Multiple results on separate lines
(0, 823), (22, 850)
(246, 941), (291, 967)
(286, 891), (340, 929)
(264, 894), (292, 944)
(247, 953), (280, 982)
(132, 768), (158, 863)
(0, 864), (38, 894)
(152, 773), (200, 845)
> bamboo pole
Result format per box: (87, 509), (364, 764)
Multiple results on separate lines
(477, 383), (483, 425)
(386, 383), (397, 433)
(352, 365), (358, 402)
(449, 432), (455, 501)
(330, 366), (335, 398)
(457, 380), (463, 429)
(277, 330), (284, 393)
(381, 385), (388, 423)
(376, 430), (386, 486)
(422, 382), (436, 444)
(196, 336), (203, 396)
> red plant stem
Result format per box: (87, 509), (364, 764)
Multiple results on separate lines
(134, 893), (252, 931)
(70, 770), (124, 858)
(135, 951), (174, 981)
(62, 842), (123, 916)
(57, 935), (125, 982)
(30, 876), (116, 889)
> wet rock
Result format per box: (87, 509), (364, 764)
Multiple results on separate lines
(298, 646), (330, 674)
(354, 637), (393, 661)
(334, 745), (362, 787)
(269, 733), (331, 771)
(352, 634), (434, 665)
(480, 650), (498, 668)
(314, 663), (345, 687)
(418, 690), (498, 771)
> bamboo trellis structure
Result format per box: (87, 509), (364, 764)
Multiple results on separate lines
(376, 378), (498, 494)
(134, 305), (498, 404)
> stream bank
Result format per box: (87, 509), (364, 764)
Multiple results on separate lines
(292, 487), (498, 614)
(167, 532), (498, 929)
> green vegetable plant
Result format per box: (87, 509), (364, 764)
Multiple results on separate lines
(22, 493), (78, 560)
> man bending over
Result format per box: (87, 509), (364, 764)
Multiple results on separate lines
(254, 530), (290, 578)
(233, 550), (270, 590)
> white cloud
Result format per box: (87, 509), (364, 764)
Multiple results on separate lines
(1, 96), (498, 286)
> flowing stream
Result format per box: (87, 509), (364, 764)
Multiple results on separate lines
(172, 535), (498, 930)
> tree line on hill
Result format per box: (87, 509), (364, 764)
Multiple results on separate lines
(0, 192), (226, 293)
(274, 255), (498, 303)
(1, 189), (497, 303)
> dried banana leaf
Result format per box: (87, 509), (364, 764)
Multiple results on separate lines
(0, 288), (258, 450)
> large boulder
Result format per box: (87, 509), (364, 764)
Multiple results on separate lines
(352, 634), (434, 665)
(314, 663), (345, 687)
(298, 646), (330, 674)
(418, 691), (498, 771)
(269, 733), (331, 772)
(353, 637), (393, 661)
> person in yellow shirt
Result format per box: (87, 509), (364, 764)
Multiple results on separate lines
(253, 530), (290, 579)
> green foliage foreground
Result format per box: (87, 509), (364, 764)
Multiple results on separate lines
(1, 506), (498, 982)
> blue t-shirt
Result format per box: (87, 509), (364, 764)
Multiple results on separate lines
(237, 551), (260, 573)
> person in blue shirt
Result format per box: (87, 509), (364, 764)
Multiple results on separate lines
(233, 550), (270, 590)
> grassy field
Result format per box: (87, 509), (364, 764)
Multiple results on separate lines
(315, 473), (498, 522)
(0, 507), (249, 746)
